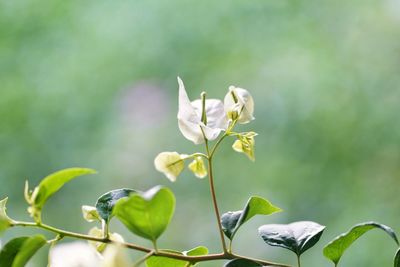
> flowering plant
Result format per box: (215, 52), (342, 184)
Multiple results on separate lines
(0, 78), (399, 267)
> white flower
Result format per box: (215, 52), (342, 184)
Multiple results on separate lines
(50, 241), (101, 267)
(177, 77), (228, 144)
(154, 152), (185, 182)
(88, 227), (124, 252)
(224, 86), (255, 124)
(101, 244), (130, 267)
(82, 205), (100, 222)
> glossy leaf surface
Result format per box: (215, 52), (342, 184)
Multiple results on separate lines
(221, 196), (281, 240)
(394, 248), (400, 267)
(323, 221), (399, 265)
(0, 235), (46, 267)
(113, 186), (175, 241)
(259, 221), (325, 256)
(95, 188), (136, 222)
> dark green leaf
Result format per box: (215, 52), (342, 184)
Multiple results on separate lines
(31, 168), (96, 209)
(221, 196), (282, 239)
(258, 221), (325, 256)
(224, 259), (264, 267)
(95, 188), (136, 222)
(323, 221), (399, 265)
(394, 248), (400, 267)
(146, 247), (208, 267)
(113, 186), (175, 242)
(0, 235), (46, 267)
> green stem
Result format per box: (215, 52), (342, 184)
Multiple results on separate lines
(133, 250), (155, 267)
(152, 240), (158, 252)
(10, 220), (292, 267)
(206, 155), (227, 252)
(297, 255), (301, 267)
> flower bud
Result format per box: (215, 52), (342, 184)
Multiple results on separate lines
(188, 156), (207, 178)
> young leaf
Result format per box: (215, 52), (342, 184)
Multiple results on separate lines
(95, 188), (136, 222)
(224, 259), (264, 267)
(221, 196), (282, 240)
(28, 168), (96, 209)
(394, 248), (400, 267)
(0, 235), (46, 267)
(113, 186), (175, 242)
(184, 246), (208, 256)
(258, 221), (325, 256)
(323, 221), (399, 266)
(0, 198), (13, 234)
(146, 247), (208, 267)
(146, 250), (186, 267)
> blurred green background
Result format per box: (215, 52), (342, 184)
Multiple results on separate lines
(1, 0), (400, 266)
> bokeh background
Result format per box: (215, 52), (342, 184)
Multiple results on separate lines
(1, 0), (400, 266)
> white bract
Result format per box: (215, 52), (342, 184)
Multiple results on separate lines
(88, 227), (124, 252)
(50, 241), (101, 267)
(224, 86), (254, 124)
(82, 205), (100, 222)
(154, 152), (185, 182)
(101, 244), (130, 267)
(177, 77), (228, 144)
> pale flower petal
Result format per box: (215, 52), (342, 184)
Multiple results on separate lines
(177, 77), (204, 144)
(177, 77), (227, 144)
(224, 86), (255, 124)
(88, 227), (125, 253)
(101, 244), (130, 267)
(154, 152), (185, 182)
(188, 156), (207, 178)
(82, 205), (100, 222)
(50, 241), (101, 267)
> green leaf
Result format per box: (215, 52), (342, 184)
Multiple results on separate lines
(221, 196), (282, 239)
(323, 221), (399, 265)
(0, 198), (12, 234)
(113, 186), (175, 242)
(29, 168), (96, 209)
(0, 235), (46, 267)
(146, 247), (208, 267)
(95, 188), (136, 222)
(224, 259), (264, 267)
(184, 246), (208, 256)
(259, 221), (325, 256)
(394, 248), (400, 267)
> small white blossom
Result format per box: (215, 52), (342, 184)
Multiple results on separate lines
(177, 77), (228, 144)
(82, 205), (100, 222)
(154, 152), (185, 182)
(50, 241), (101, 267)
(224, 86), (255, 124)
(101, 244), (130, 267)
